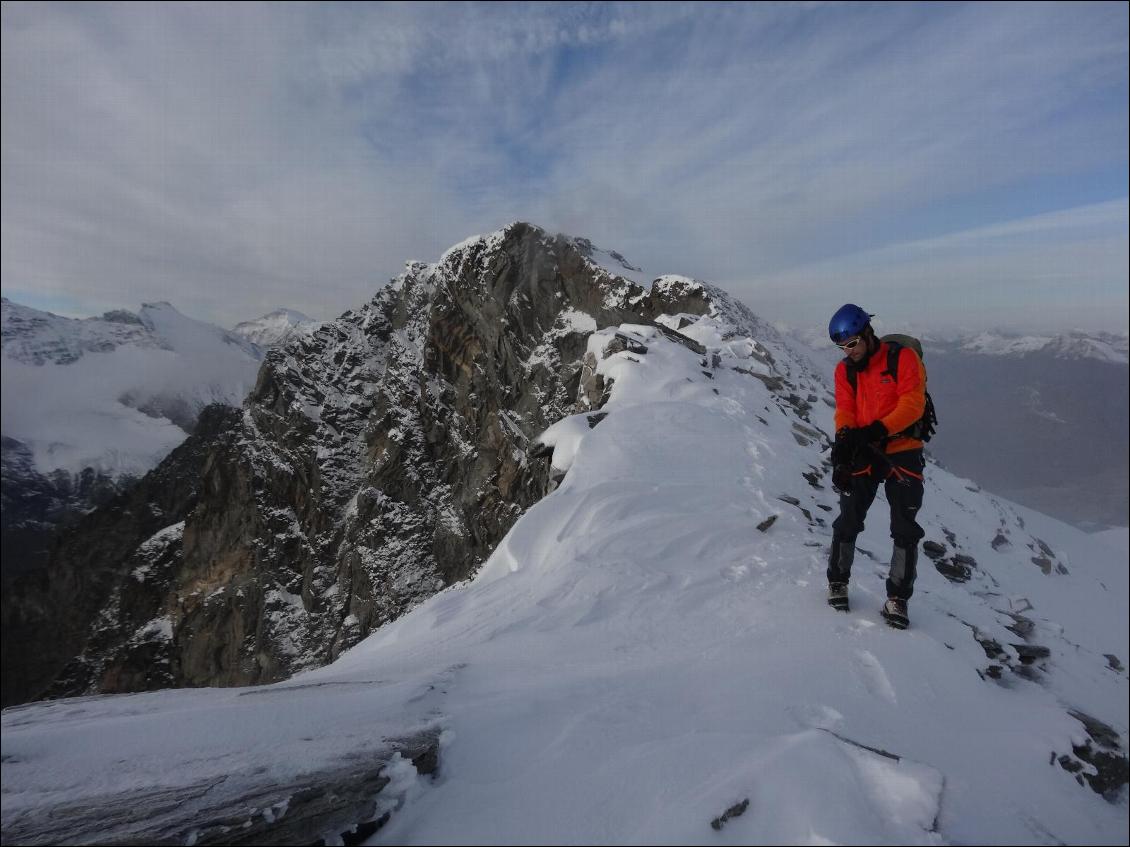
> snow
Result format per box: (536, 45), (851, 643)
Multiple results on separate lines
(436, 228), (509, 275)
(1092, 527), (1130, 555)
(2, 303), (1127, 845)
(953, 330), (1127, 364)
(558, 307), (598, 334)
(963, 332), (1050, 356)
(1, 300), (261, 478)
(534, 413), (594, 478)
(231, 308), (318, 349)
(131, 522), (186, 581)
(134, 615), (174, 642)
(137, 521), (186, 556)
(439, 233), (489, 261)
(0, 351), (191, 476)
(573, 240), (661, 290)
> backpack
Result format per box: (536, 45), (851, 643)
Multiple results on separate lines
(845, 334), (938, 442)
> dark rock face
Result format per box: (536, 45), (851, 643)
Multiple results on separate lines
(1056, 710), (1130, 802)
(2, 405), (241, 706)
(6, 223), (692, 702)
(1, 437), (128, 582)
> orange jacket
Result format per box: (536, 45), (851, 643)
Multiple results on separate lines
(834, 342), (926, 454)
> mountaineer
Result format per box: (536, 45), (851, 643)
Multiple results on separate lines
(826, 303), (934, 629)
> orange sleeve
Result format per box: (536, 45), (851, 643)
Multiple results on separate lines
(833, 360), (857, 432)
(880, 347), (926, 436)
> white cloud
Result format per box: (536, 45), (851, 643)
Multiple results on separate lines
(735, 200), (1130, 333)
(2, 2), (1126, 331)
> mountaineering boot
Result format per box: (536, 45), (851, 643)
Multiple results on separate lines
(827, 582), (849, 611)
(881, 598), (909, 629)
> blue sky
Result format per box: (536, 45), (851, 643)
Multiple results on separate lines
(2, 2), (1127, 333)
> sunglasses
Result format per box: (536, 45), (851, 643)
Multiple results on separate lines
(836, 337), (863, 351)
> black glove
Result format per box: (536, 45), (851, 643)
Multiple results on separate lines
(839, 421), (888, 455)
(836, 426), (866, 457)
(832, 463), (854, 494)
(861, 420), (887, 443)
(831, 428), (852, 467)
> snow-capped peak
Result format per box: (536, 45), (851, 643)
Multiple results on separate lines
(1038, 331), (1129, 364)
(2, 297), (155, 366)
(231, 308), (319, 350)
(431, 222), (660, 290)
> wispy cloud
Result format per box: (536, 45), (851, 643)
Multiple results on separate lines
(741, 199), (1129, 332)
(2, 2), (1126, 331)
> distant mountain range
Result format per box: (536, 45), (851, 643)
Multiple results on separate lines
(947, 330), (1128, 363)
(791, 325), (1129, 365)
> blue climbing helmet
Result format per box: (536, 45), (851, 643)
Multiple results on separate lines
(828, 303), (873, 344)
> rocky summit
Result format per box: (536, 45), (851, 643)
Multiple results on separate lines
(4, 222), (815, 705)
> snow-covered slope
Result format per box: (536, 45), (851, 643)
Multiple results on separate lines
(231, 308), (319, 350)
(1, 298), (261, 478)
(3, 282), (1125, 845)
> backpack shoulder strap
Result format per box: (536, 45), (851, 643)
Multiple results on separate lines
(885, 339), (902, 381)
(846, 339), (907, 391)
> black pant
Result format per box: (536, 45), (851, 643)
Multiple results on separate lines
(828, 449), (925, 600)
